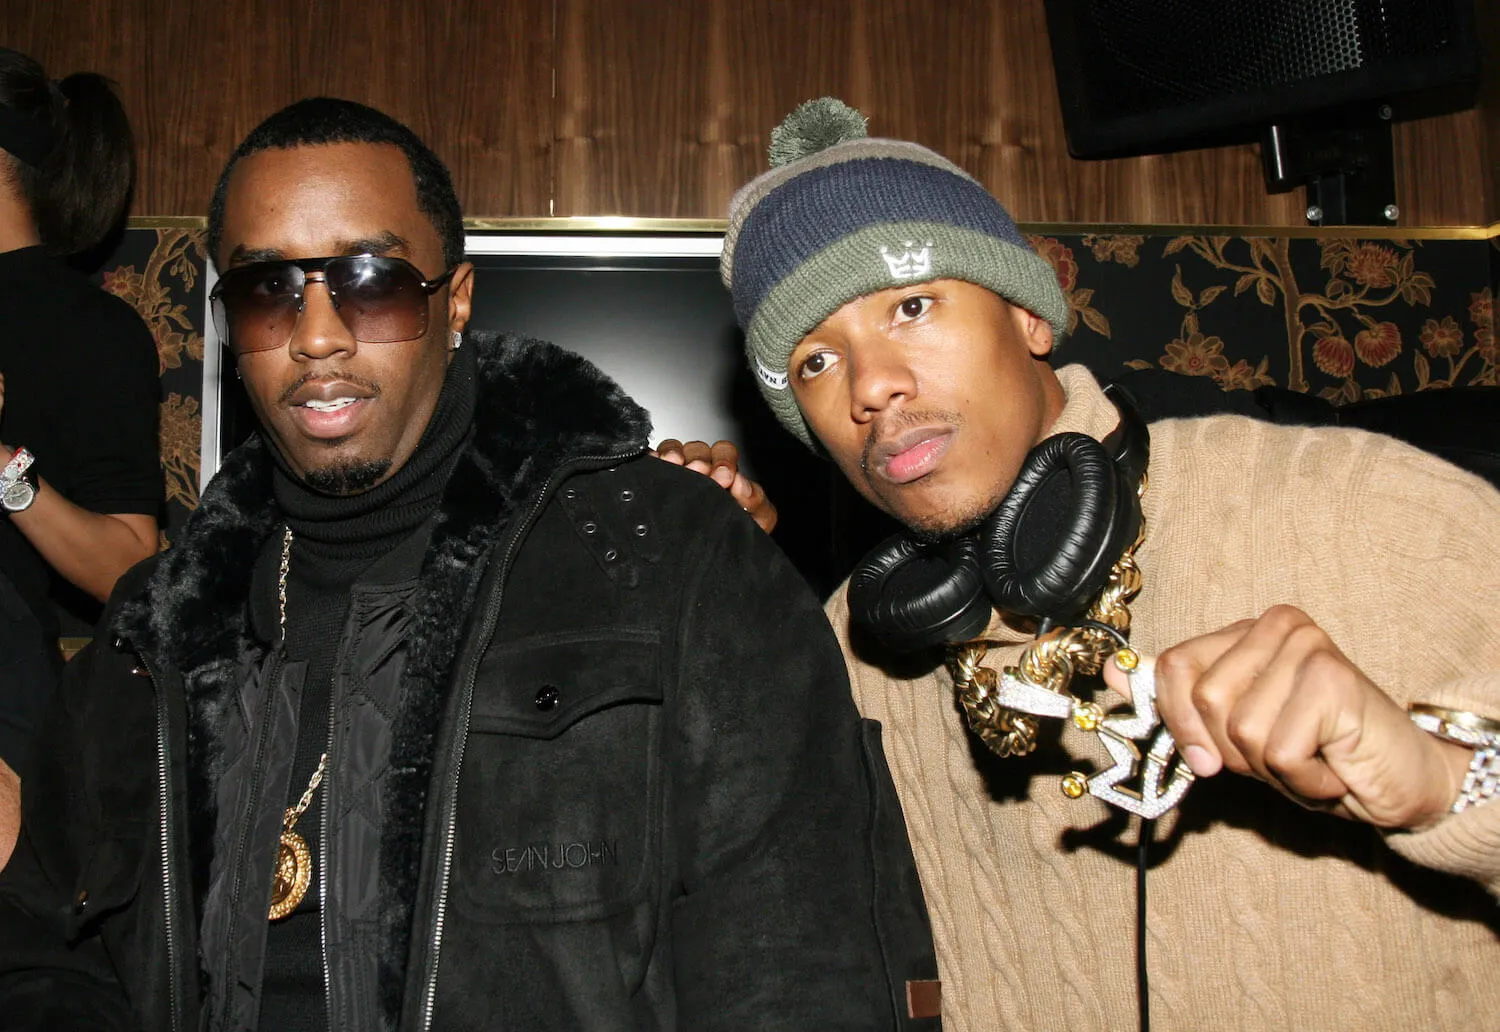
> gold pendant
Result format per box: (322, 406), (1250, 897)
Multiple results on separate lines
(268, 821), (312, 921)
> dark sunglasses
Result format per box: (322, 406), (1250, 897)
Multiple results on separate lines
(210, 254), (457, 355)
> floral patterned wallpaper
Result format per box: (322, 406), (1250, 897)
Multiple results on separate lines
(88, 227), (207, 544)
(89, 225), (1498, 545)
(1026, 233), (1497, 401)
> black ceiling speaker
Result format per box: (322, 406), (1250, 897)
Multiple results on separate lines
(1043, 0), (1482, 225)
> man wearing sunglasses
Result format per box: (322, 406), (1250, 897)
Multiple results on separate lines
(0, 98), (937, 1032)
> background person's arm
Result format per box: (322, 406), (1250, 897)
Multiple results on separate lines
(0, 462), (157, 602)
(0, 299), (162, 603)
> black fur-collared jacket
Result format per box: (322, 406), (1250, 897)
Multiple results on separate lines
(0, 333), (939, 1032)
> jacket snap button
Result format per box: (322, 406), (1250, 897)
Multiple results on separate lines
(604, 549), (618, 562)
(633, 523), (648, 537)
(581, 521), (597, 534)
(563, 488), (577, 500)
(620, 489), (634, 502)
(535, 685), (560, 711)
(74, 889), (88, 913)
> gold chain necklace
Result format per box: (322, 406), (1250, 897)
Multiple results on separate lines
(945, 491), (1146, 758)
(940, 470), (1196, 820)
(267, 526), (330, 922)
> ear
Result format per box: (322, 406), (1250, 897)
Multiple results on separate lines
(446, 261), (475, 334)
(1012, 303), (1056, 358)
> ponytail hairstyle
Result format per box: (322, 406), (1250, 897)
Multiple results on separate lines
(0, 48), (135, 256)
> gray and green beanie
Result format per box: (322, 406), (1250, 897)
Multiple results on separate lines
(722, 97), (1069, 449)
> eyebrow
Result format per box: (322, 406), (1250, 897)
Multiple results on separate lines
(225, 230), (412, 268)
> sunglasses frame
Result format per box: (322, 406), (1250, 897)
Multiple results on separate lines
(210, 253), (458, 354)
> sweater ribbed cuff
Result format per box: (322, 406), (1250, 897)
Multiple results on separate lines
(1387, 798), (1500, 892)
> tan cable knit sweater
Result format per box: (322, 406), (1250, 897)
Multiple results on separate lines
(829, 365), (1500, 1032)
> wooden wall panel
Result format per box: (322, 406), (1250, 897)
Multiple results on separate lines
(1, 0), (554, 221)
(553, 0), (1491, 226)
(1479, 0), (1500, 225)
(1395, 110), (1492, 228)
(3, 0), (1495, 226)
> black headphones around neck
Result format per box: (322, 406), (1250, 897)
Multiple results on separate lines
(847, 384), (1150, 652)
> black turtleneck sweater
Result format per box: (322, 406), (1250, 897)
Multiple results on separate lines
(258, 342), (476, 1032)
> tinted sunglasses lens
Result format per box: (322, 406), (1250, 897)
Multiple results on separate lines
(326, 257), (431, 343)
(215, 265), (305, 354)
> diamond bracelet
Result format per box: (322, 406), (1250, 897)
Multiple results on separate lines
(1452, 749), (1500, 814)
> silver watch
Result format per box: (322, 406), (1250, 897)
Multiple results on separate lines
(0, 447), (37, 513)
(1409, 703), (1500, 814)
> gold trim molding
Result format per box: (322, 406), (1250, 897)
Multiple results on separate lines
(126, 214), (1500, 241)
(1018, 220), (1500, 241)
(126, 216), (209, 229)
(463, 216), (726, 233)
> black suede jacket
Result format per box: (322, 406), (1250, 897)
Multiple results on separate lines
(0, 333), (939, 1032)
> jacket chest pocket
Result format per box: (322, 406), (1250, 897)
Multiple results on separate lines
(65, 828), (148, 945)
(453, 630), (664, 923)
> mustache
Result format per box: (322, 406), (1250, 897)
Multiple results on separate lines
(277, 372), (383, 406)
(859, 408), (966, 475)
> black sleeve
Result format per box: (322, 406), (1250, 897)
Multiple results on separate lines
(59, 295), (163, 517)
(668, 498), (939, 1030)
(0, 569), (60, 774)
(0, 636), (141, 1031)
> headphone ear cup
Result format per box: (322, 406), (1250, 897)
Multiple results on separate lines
(979, 432), (1121, 620)
(848, 532), (993, 651)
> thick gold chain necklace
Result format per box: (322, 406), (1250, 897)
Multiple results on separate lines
(945, 493), (1146, 758)
(267, 526), (329, 922)
(942, 471), (1195, 820)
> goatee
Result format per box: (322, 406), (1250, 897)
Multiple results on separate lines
(303, 459), (392, 496)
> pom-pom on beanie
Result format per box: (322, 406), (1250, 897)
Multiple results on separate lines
(722, 98), (1069, 449)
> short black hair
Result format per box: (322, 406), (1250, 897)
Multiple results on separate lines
(207, 97), (464, 268)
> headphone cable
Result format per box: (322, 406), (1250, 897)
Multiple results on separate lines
(1137, 817), (1154, 1032)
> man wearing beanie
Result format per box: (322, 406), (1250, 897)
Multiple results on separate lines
(721, 98), (1500, 1031)
(0, 98), (939, 1031)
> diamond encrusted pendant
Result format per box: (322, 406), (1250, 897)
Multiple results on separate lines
(988, 647), (1196, 818)
(268, 819), (312, 921)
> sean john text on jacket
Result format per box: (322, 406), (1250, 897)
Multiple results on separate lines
(491, 841), (619, 874)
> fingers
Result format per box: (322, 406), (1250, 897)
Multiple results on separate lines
(1152, 619), (1258, 776)
(1204, 611), (1329, 780)
(1100, 652), (1137, 702)
(729, 472), (779, 534)
(653, 439), (738, 484)
(653, 439), (686, 463)
(1256, 653), (1358, 803)
(706, 441), (740, 486)
(652, 440), (777, 532)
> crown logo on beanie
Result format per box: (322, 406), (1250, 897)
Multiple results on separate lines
(879, 240), (935, 281)
(768, 97), (868, 167)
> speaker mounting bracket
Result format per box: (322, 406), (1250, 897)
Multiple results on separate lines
(1261, 105), (1398, 226)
